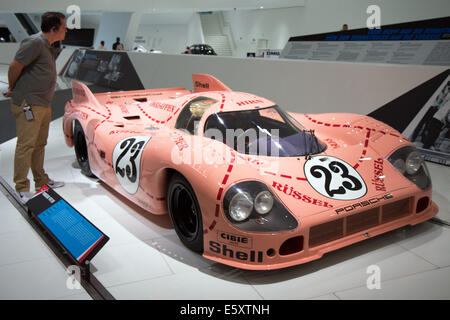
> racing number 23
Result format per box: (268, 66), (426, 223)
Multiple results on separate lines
(310, 161), (363, 197)
(115, 138), (145, 183)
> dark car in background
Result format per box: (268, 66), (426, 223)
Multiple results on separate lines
(189, 44), (217, 55)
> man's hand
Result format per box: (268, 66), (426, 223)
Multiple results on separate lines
(2, 89), (12, 98)
(7, 60), (25, 97)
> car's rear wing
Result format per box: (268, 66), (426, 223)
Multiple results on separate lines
(71, 80), (108, 112)
(192, 74), (232, 93)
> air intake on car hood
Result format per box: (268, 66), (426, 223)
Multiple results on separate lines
(123, 115), (141, 120)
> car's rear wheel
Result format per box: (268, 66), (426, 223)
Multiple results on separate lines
(73, 120), (95, 177)
(167, 172), (203, 253)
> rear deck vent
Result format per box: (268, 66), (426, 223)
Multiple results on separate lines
(123, 115), (141, 120)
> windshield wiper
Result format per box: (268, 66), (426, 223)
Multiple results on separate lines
(303, 129), (321, 160)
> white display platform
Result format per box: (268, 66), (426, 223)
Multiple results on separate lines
(0, 117), (449, 299)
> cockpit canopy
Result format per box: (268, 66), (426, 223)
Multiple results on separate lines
(175, 98), (325, 157)
(204, 105), (325, 157)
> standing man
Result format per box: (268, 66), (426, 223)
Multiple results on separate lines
(112, 37), (124, 50)
(3, 12), (67, 202)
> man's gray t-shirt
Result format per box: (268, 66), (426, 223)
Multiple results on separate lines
(11, 32), (57, 107)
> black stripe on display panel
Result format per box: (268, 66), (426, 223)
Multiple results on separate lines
(368, 69), (450, 132)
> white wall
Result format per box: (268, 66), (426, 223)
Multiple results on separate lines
(187, 13), (205, 48)
(94, 12), (133, 50)
(128, 52), (447, 116)
(223, 7), (306, 57)
(0, 13), (29, 43)
(223, 0), (450, 57)
(136, 24), (189, 53)
(135, 13), (205, 54)
(5, 0), (446, 56)
(19, 0), (442, 56)
(301, 0), (450, 35)
(0, 43), (19, 65)
(0, 0), (306, 12)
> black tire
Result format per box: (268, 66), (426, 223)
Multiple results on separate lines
(73, 120), (95, 177)
(167, 173), (204, 253)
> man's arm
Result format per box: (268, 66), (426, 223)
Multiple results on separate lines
(3, 60), (25, 97)
(4, 36), (40, 98)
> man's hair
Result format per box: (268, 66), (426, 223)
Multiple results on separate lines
(101, 41), (105, 45)
(41, 12), (65, 33)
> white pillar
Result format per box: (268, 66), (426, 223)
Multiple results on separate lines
(94, 12), (141, 51)
(124, 12), (142, 51)
(0, 13), (29, 43)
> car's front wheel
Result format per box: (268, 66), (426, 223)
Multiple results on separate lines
(167, 172), (204, 253)
(73, 120), (95, 177)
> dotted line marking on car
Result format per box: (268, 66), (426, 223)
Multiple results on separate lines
(141, 187), (166, 201)
(137, 104), (181, 125)
(302, 114), (405, 169)
(204, 152), (236, 235)
(94, 104), (112, 130)
(354, 128), (372, 170)
(260, 170), (307, 182)
(79, 105), (108, 119)
(302, 114), (401, 138)
(219, 93), (226, 112)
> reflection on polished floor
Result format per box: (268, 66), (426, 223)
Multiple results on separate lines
(0, 116), (449, 300)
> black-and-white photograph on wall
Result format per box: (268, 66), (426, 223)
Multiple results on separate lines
(403, 75), (450, 165)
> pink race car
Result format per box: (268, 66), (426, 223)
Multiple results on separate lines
(63, 74), (438, 270)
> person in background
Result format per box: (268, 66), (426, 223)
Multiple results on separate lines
(98, 40), (106, 50)
(113, 37), (124, 50)
(3, 12), (66, 203)
(341, 24), (349, 31)
(183, 46), (191, 54)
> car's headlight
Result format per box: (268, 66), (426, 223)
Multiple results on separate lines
(229, 192), (253, 221)
(388, 146), (431, 190)
(405, 151), (423, 175)
(392, 158), (406, 174)
(223, 181), (298, 232)
(254, 191), (273, 214)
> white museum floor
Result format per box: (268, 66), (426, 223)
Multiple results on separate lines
(0, 117), (449, 300)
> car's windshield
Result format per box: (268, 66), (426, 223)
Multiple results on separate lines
(203, 105), (325, 157)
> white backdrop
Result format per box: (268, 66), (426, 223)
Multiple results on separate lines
(128, 52), (447, 115)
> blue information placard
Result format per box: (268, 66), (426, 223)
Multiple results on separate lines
(37, 199), (106, 263)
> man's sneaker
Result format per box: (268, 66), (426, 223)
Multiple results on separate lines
(35, 180), (65, 191)
(48, 180), (65, 189)
(17, 191), (34, 204)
